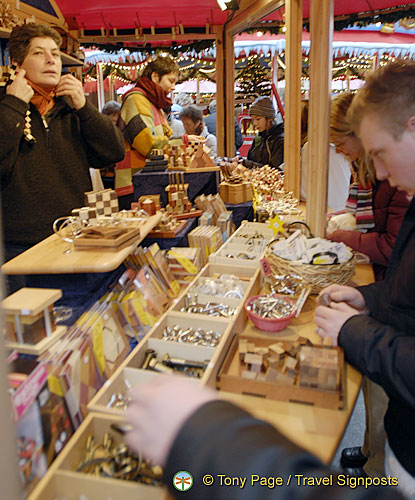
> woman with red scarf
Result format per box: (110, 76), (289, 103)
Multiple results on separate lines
(115, 57), (179, 207)
(0, 24), (124, 293)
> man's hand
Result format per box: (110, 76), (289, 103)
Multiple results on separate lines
(125, 375), (217, 467)
(317, 284), (368, 312)
(6, 69), (34, 103)
(55, 74), (86, 110)
(314, 301), (361, 345)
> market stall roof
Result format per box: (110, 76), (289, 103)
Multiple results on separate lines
(83, 21), (415, 64)
(53, 0), (412, 32)
(234, 23), (415, 58)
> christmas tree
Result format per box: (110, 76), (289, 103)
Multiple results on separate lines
(236, 55), (272, 97)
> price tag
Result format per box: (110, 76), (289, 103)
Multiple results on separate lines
(260, 258), (272, 277)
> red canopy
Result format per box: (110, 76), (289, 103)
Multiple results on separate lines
(54, 0), (411, 31)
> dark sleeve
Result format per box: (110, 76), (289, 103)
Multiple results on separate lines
(76, 101), (125, 167)
(357, 282), (384, 317)
(164, 400), (400, 500)
(269, 133), (284, 169)
(329, 189), (410, 267)
(339, 315), (415, 409)
(0, 94), (29, 181)
(234, 118), (243, 150)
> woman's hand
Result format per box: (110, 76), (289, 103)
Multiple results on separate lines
(55, 74), (86, 110)
(6, 69), (34, 103)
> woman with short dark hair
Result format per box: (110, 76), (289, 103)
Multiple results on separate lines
(179, 105), (217, 156)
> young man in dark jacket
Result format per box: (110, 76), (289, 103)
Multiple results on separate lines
(0, 24), (124, 271)
(315, 60), (415, 498)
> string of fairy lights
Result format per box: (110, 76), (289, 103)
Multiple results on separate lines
(83, 51), (413, 87)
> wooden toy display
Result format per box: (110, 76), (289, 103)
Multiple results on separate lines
(165, 171), (191, 213)
(73, 224), (140, 251)
(2, 288), (67, 355)
(137, 195), (161, 211)
(217, 336), (345, 409)
(188, 225), (223, 265)
(194, 193), (228, 224)
(167, 141), (217, 172)
(84, 189), (119, 216)
(142, 149), (168, 171)
(219, 163), (253, 204)
(164, 171), (202, 219)
(219, 181), (253, 204)
(147, 212), (187, 238)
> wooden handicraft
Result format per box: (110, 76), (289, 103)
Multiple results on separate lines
(217, 336), (345, 410)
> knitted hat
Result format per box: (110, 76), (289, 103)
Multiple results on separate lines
(249, 96), (275, 118)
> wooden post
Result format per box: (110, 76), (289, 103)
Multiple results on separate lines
(306, 0), (333, 237)
(284, 0), (302, 198)
(96, 62), (105, 112)
(216, 30), (225, 157)
(196, 74), (200, 105)
(224, 30), (235, 156)
(223, 0), (284, 157)
(109, 72), (114, 101)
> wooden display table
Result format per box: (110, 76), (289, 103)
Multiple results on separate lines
(218, 263), (374, 465)
(1, 214), (161, 275)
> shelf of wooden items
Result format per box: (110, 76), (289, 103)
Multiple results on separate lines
(27, 259), (374, 498)
(87, 263), (260, 416)
(209, 220), (275, 268)
(1, 213), (162, 275)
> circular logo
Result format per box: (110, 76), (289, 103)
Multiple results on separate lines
(173, 471), (193, 492)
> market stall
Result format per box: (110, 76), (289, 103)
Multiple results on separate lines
(1, 1), (414, 499)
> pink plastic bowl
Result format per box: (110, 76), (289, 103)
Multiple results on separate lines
(245, 295), (296, 333)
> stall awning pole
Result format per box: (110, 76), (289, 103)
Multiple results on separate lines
(306, 0), (333, 237)
(284, 0), (302, 198)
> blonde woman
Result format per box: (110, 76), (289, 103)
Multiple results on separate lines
(328, 92), (409, 282)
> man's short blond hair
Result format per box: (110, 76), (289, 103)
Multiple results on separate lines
(348, 60), (415, 139)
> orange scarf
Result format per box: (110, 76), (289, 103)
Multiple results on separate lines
(27, 80), (56, 116)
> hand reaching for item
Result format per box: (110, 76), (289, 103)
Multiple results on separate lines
(125, 375), (217, 467)
(6, 69), (34, 103)
(55, 74), (86, 110)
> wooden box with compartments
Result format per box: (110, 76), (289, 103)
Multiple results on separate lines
(28, 413), (164, 500)
(217, 335), (345, 410)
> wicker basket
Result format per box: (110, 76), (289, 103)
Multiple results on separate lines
(265, 245), (356, 294)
